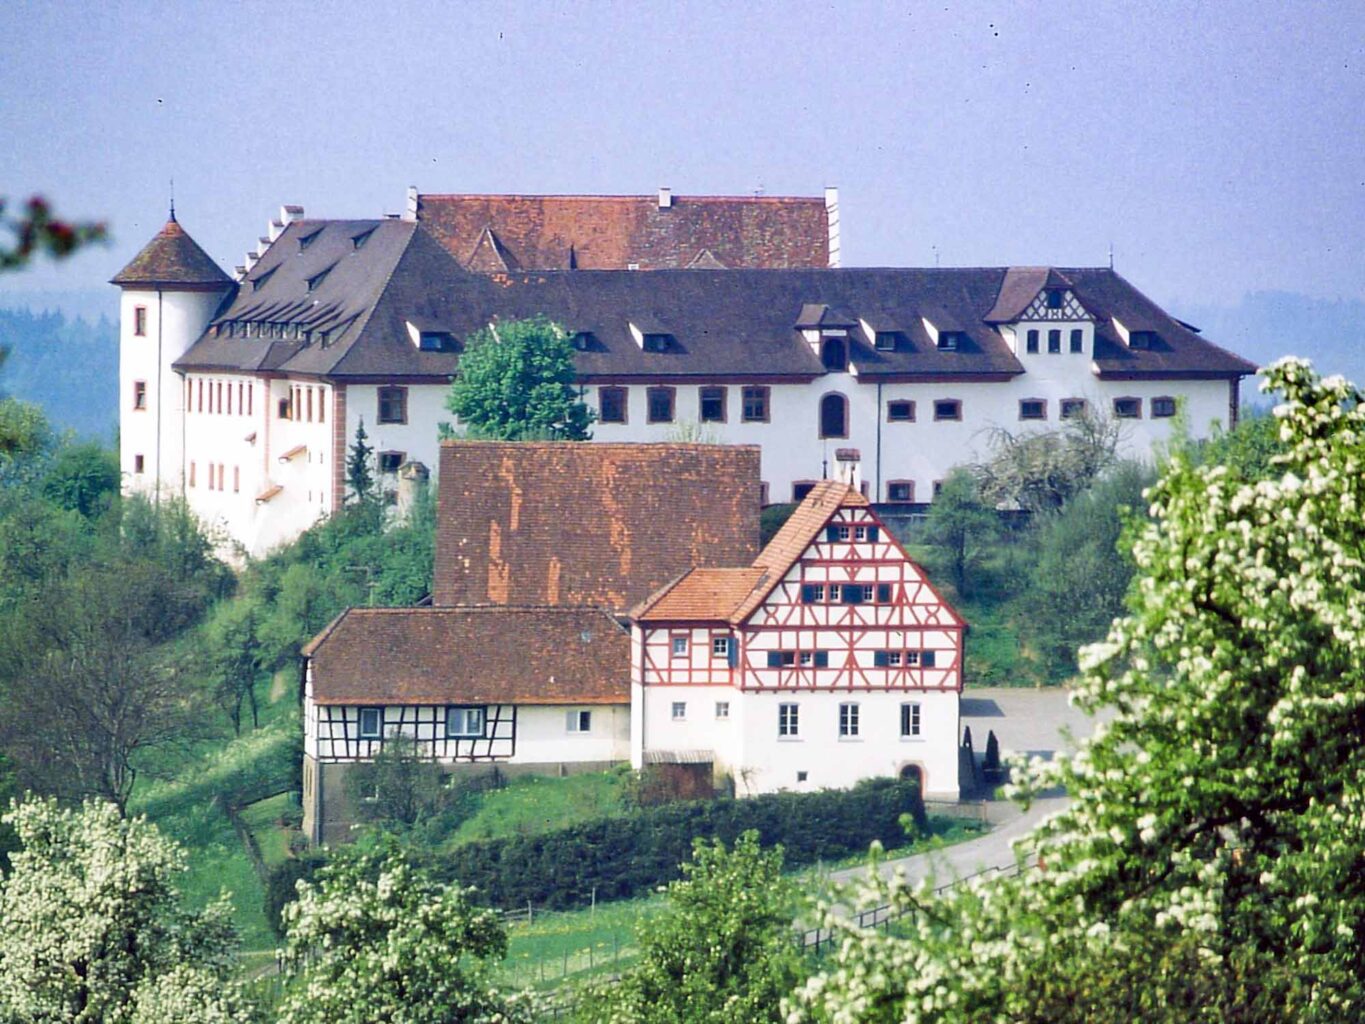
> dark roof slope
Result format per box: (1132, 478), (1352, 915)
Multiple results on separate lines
(415, 193), (830, 271)
(111, 217), (232, 289)
(432, 442), (762, 611)
(305, 606), (628, 705)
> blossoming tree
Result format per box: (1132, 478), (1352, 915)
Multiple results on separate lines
(790, 359), (1365, 1023)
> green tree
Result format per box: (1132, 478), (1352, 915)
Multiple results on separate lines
(445, 315), (594, 440)
(0, 797), (256, 1023)
(345, 740), (452, 828)
(41, 440), (121, 518)
(205, 598), (266, 735)
(346, 418), (376, 503)
(577, 831), (806, 1024)
(921, 468), (998, 597)
(790, 359), (1365, 1023)
(975, 407), (1122, 512)
(278, 839), (530, 1024)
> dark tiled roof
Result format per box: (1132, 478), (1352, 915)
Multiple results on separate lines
(415, 193), (830, 271)
(111, 217), (232, 288)
(173, 221), (1253, 382)
(304, 606), (628, 705)
(983, 267), (1074, 322)
(432, 442), (762, 611)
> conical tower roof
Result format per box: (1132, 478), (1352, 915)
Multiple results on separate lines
(110, 213), (231, 289)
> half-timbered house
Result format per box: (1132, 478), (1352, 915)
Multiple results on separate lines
(631, 477), (964, 799)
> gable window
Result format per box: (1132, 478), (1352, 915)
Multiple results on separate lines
(1070, 328), (1084, 353)
(887, 400), (915, 422)
(778, 703), (800, 738)
(647, 386), (675, 424)
(1151, 395), (1177, 418)
(671, 702), (687, 721)
(715, 701), (730, 720)
(566, 710), (592, 733)
(901, 702), (921, 737)
(741, 386), (770, 423)
(358, 707), (383, 740)
(1019, 399), (1047, 421)
(699, 386), (727, 423)
(133, 306), (147, 337)
(839, 703), (860, 738)
(821, 337), (848, 372)
(819, 393), (848, 438)
(874, 331), (899, 351)
(1046, 289), (1064, 309)
(1025, 329), (1039, 354)
(887, 480), (914, 502)
(446, 706), (485, 738)
(1113, 396), (1142, 419)
(1048, 329), (1061, 354)
(599, 387), (627, 424)
(132, 380), (147, 410)
(933, 399), (962, 421)
(937, 331), (965, 351)
(378, 450), (404, 474)
(712, 636), (730, 659)
(378, 386), (408, 424)
(1060, 398), (1087, 419)
(672, 636), (688, 658)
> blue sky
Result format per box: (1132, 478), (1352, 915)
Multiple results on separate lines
(4, 0), (1364, 312)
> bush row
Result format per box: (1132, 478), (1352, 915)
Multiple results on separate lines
(266, 778), (925, 933)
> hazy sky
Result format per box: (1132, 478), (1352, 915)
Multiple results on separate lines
(5, 0), (1363, 311)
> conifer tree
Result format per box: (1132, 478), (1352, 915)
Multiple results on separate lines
(346, 418), (375, 503)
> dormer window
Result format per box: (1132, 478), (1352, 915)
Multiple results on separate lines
(821, 336), (849, 371)
(643, 333), (670, 352)
(937, 331), (966, 351)
(570, 331), (594, 351)
(298, 227), (323, 251)
(874, 331), (900, 351)
(352, 227), (375, 250)
(306, 264), (334, 292)
(418, 331), (456, 352)
(252, 266), (278, 292)
(1129, 330), (1158, 350)
(1046, 289), (1064, 309)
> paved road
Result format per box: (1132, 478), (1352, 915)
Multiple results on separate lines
(832, 688), (1110, 887)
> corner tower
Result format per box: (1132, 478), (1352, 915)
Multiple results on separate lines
(111, 211), (233, 498)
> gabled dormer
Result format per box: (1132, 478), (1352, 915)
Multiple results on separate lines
(629, 317), (673, 352)
(985, 267), (1096, 360)
(796, 303), (858, 372)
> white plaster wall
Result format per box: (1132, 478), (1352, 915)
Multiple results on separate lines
(510, 704), (631, 764)
(343, 383), (450, 491)
(638, 682), (743, 770)
(734, 688), (959, 799)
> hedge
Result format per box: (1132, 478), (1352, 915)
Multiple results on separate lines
(266, 777), (925, 934)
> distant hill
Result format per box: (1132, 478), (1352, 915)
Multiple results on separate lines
(0, 307), (118, 441)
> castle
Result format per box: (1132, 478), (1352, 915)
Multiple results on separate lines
(113, 188), (1255, 556)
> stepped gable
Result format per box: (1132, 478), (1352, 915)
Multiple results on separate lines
(432, 442), (762, 611)
(304, 606), (628, 705)
(111, 215), (232, 289)
(414, 193), (830, 271)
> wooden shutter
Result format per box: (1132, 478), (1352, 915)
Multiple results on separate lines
(767, 651), (782, 668)
(922, 650), (937, 668)
(877, 583), (892, 603)
(825, 525), (840, 543)
(873, 650), (888, 667)
(867, 525), (880, 542)
(727, 643), (738, 668)
(801, 584), (818, 604)
(814, 651), (829, 668)
(843, 587), (863, 605)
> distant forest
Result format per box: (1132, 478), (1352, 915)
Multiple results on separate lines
(0, 308), (117, 440)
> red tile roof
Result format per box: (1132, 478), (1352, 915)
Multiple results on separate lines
(111, 217), (232, 289)
(632, 567), (767, 623)
(432, 442), (762, 611)
(304, 606), (629, 705)
(415, 193), (830, 271)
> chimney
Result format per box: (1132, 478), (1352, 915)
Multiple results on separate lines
(825, 186), (840, 268)
(404, 185), (419, 222)
(834, 447), (861, 490)
(658, 186), (672, 209)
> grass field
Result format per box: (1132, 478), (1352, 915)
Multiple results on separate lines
(439, 767), (633, 848)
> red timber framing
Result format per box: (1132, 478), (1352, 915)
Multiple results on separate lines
(636, 490), (964, 695)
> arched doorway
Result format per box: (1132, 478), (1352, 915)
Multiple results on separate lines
(821, 337), (848, 372)
(819, 393), (848, 438)
(899, 763), (924, 791)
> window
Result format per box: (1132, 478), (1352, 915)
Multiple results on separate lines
(418, 331), (455, 351)
(741, 386), (770, 422)
(1151, 395), (1177, 418)
(306, 387), (313, 422)
(766, 650), (797, 668)
(671, 702), (687, 721)
(933, 399), (962, 421)
(715, 701), (730, 720)
(378, 386), (408, 424)
(799, 651), (812, 666)
(819, 393), (848, 438)
(647, 387), (675, 423)
(642, 333), (671, 352)
(839, 703), (860, 738)
(797, 770), (808, 783)
(188, 461), (196, 487)
(877, 582), (893, 602)
(378, 451), (404, 473)
(133, 454), (145, 475)
(599, 387), (627, 424)
(1026, 329), (1039, 354)
(937, 331), (965, 351)
(712, 636), (730, 658)
(566, 710), (592, 733)
(672, 636), (688, 657)
(132, 380), (147, 410)
(699, 386), (727, 423)
(1113, 396), (1142, 419)
(874, 331), (899, 351)
(248, 383), (254, 416)
(233, 466), (240, 493)
(1046, 288), (1064, 309)
(1070, 328), (1084, 353)
(887, 400), (915, 422)
(821, 337), (848, 372)
(1129, 330), (1158, 350)
(800, 583), (825, 604)
(826, 524), (851, 542)
(570, 331), (593, 351)
(358, 707), (383, 739)
(1048, 329), (1061, 354)
(933, 480), (944, 498)
(133, 306), (147, 336)
(318, 387), (325, 423)
(792, 481), (815, 502)
(278, 397), (291, 420)
(446, 706), (485, 738)
(1060, 398), (1087, 420)
(1019, 399), (1047, 421)
(887, 480), (914, 502)
(900, 703), (922, 737)
(218, 464), (225, 490)
(778, 703), (799, 737)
